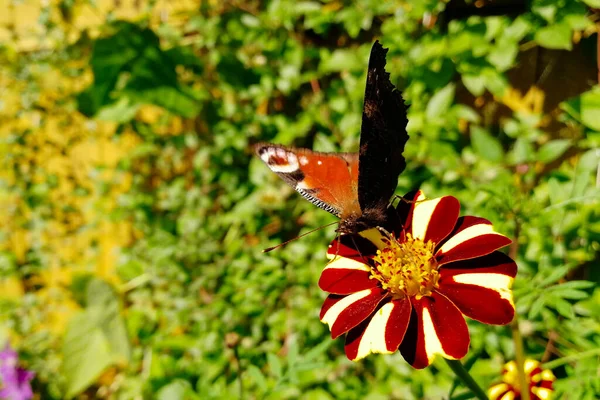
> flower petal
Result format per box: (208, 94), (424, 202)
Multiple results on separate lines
(395, 190), (423, 227)
(400, 292), (469, 369)
(488, 383), (512, 400)
(344, 298), (411, 361)
(436, 216), (512, 265)
(409, 196), (460, 244)
(319, 256), (376, 294)
(438, 252), (516, 325)
(320, 288), (387, 339)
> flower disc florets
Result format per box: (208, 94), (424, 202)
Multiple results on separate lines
(371, 232), (438, 299)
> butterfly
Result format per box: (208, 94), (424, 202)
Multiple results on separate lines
(255, 40), (409, 234)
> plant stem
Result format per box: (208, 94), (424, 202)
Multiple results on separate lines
(445, 359), (488, 400)
(510, 316), (530, 400)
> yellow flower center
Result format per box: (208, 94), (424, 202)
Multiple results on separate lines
(371, 232), (439, 299)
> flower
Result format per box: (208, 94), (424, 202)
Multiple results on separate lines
(319, 190), (516, 368)
(489, 359), (555, 400)
(0, 344), (35, 400)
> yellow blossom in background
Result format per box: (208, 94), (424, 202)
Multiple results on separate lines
(489, 359), (556, 400)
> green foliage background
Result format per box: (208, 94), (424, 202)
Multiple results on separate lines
(1, 0), (599, 398)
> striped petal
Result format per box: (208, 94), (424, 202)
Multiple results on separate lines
(400, 292), (469, 369)
(319, 256), (376, 294)
(436, 216), (512, 265)
(344, 298), (411, 361)
(395, 190), (423, 229)
(488, 383), (512, 400)
(438, 251), (516, 325)
(409, 195), (460, 244)
(320, 288), (387, 339)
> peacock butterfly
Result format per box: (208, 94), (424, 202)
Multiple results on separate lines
(255, 40), (409, 234)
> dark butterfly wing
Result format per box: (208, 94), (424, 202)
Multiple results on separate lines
(357, 40), (409, 213)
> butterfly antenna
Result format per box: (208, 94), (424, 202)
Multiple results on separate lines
(392, 194), (426, 206)
(325, 228), (343, 266)
(263, 221), (338, 253)
(349, 235), (368, 264)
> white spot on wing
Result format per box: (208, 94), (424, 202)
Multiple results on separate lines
(299, 156), (308, 165)
(317, 160), (322, 165)
(262, 147), (300, 173)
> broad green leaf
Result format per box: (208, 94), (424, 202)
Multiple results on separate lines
(537, 140), (571, 163)
(157, 380), (198, 400)
(86, 279), (130, 361)
(63, 279), (130, 398)
(268, 353), (283, 379)
(95, 97), (139, 123)
(319, 49), (362, 72)
(565, 14), (593, 31)
(504, 16), (531, 41)
(426, 83), (455, 120)
(580, 89), (600, 131)
(482, 69), (508, 96)
(62, 311), (114, 398)
(304, 389), (335, 400)
(487, 42), (518, 71)
(462, 74), (486, 97)
(470, 126), (504, 162)
(246, 365), (268, 392)
(578, 149), (600, 171)
(510, 137), (534, 164)
(454, 105), (480, 123)
(535, 23), (572, 50)
(582, 0), (600, 7)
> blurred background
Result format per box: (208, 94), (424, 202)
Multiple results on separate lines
(0, 0), (599, 399)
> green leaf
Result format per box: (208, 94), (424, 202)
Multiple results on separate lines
(462, 74), (486, 97)
(77, 21), (203, 118)
(535, 23), (573, 50)
(554, 298), (575, 318)
(510, 137), (535, 164)
(62, 311), (114, 398)
(582, 0), (600, 8)
(565, 14), (593, 31)
(580, 89), (600, 131)
(319, 49), (362, 72)
(63, 279), (130, 398)
(487, 42), (518, 71)
(470, 126), (504, 162)
(539, 265), (570, 286)
(426, 83), (455, 120)
(537, 139), (571, 163)
(504, 16), (532, 41)
(529, 294), (546, 319)
(553, 281), (595, 290)
(481, 69), (508, 96)
(95, 97), (139, 123)
(157, 380), (198, 400)
(454, 105), (480, 123)
(267, 353), (283, 379)
(247, 365), (268, 392)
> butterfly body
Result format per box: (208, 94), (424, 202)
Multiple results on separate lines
(256, 41), (409, 234)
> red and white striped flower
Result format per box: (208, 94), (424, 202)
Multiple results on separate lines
(319, 191), (516, 368)
(489, 359), (555, 400)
